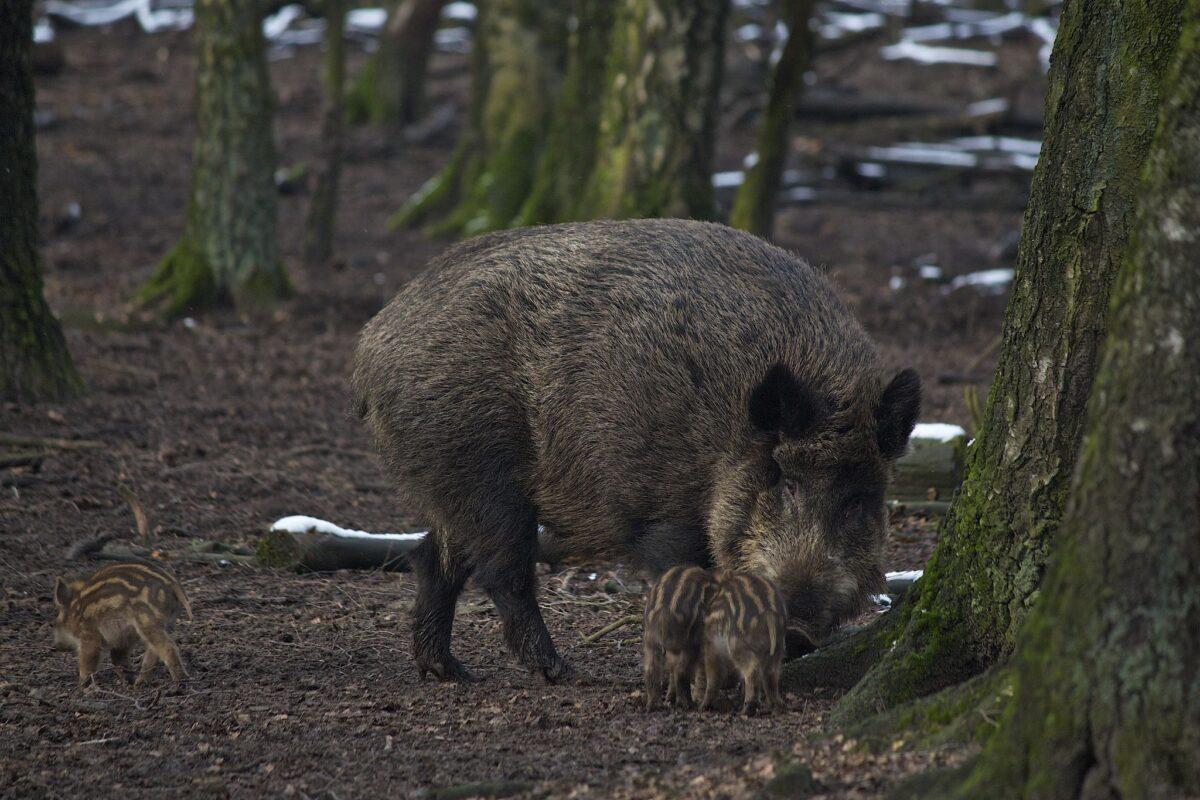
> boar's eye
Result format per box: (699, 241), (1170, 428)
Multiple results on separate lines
(840, 493), (882, 522)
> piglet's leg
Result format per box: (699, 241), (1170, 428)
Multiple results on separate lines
(136, 622), (187, 686)
(77, 634), (101, 689)
(135, 648), (159, 686)
(644, 641), (666, 711)
(110, 646), (133, 685)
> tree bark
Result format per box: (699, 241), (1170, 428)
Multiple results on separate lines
(0, 0), (82, 402)
(729, 0), (816, 238)
(391, 0), (567, 236)
(346, 0), (448, 127)
(832, 0), (1185, 724)
(138, 0), (289, 317)
(303, 0), (347, 268)
(935, 7), (1200, 793)
(579, 0), (730, 220)
(514, 0), (616, 226)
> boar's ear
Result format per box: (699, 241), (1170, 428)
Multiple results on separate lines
(876, 369), (921, 459)
(749, 363), (824, 440)
(54, 577), (72, 607)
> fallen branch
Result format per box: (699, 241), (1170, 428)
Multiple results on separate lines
(0, 433), (105, 450)
(257, 520), (421, 572)
(581, 614), (640, 644)
(0, 452), (43, 470)
(66, 531), (117, 561)
(94, 544), (257, 565)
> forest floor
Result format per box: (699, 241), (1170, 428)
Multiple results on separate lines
(2, 17), (1043, 799)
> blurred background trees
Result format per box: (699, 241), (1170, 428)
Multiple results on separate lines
(138, 0), (289, 317)
(1, 0), (81, 401)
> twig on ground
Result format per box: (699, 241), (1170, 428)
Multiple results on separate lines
(117, 483), (150, 544)
(582, 614), (641, 644)
(0, 433), (105, 450)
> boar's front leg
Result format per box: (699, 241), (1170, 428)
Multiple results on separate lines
(473, 502), (574, 684)
(409, 530), (474, 682)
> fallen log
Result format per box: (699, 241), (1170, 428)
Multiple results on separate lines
(257, 516), (422, 572)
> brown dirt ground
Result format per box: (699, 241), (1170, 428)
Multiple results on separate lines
(1, 17), (1041, 799)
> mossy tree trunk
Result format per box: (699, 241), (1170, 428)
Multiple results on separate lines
(0, 0), (81, 402)
(934, 9), (1200, 794)
(579, 0), (730, 220)
(139, 0), (288, 317)
(391, 0), (568, 237)
(729, 0), (815, 238)
(830, 0), (1186, 724)
(514, 0), (616, 226)
(303, 0), (346, 268)
(346, 0), (448, 126)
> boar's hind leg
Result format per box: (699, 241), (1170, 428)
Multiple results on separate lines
(472, 502), (573, 684)
(409, 530), (474, 682)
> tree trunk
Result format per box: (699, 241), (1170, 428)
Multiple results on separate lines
(514, 0), (616, 226)
(579, 0), (730, 220)
(0, 0), (81, 402)
(391, 0), (567, 236)
(729, 0), (816, 238)
(138, 0), (288, 317)
(832, 0), (1185, 724)
(303, 0), (347, 268)
(346, 0), (448, 126)
(936, 8), (1200, 793)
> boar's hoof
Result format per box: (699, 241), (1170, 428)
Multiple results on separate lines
(537, 656), (576, 685)
(416, 655), (476, 683)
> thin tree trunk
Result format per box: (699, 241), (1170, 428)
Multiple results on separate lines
(831, 0), (1185, 724)
(138, 0), (288, 317)
(579, 0), (730, 220)
(303, 0), (346, 268)
(391, 0), (567, 236)
(729, 0), (815, 238)
(935, 7), (1200, 793)
(346, 0), (447, 126)
(514, 0), (616, 225)
(0, 0), (81, 402)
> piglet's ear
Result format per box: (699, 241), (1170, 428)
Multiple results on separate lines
(749, 363), (824, 441)
(877, 368), (921, 459)
(54, 577), (72, 607)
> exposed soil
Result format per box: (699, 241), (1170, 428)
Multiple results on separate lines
(2, 16), (1041, 799)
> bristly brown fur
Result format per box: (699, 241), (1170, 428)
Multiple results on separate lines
(699, 570), (788, 714)
(52, 561), (192, 688)
(643, 566), (719, 710)
(352, 219), (920, 683)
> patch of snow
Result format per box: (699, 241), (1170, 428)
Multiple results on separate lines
(856, 162), (886, 179)
(866, 144), (978, 168)
(967, 97), (1009, 117)
(949, 136), (1041, 155)
(889, 276), (906, 291)
(947, 267), (1015, 292)
(346, 8), (387, 33)
(881, 40), (997, 67)
(781, 186), (817, 203)
(885, 570), (924, 582)
(912, 423), (966, 442)
(35, 17), (56, 43)
(442, 2), (477, 22)
(434, 26), (471, 53)
(919, 264), (943, 280)
(263, 4), (304, 39)
(271, 516), (426, 542)
(735, 23), (763, 41)
(711, 171), (745, 189)
(742, 152), (759, 169)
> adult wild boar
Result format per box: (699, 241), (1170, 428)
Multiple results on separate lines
(353, 219), (920, 683)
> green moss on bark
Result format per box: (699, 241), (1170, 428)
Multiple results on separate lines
(139, 0), (288, 317)
(579, 0), (730, 220)
(729, 0), (815, 238)
(929, 4), (1200, 795)
(0, 0), (81, 402)
(835, 0), (1186, 725)
(346, 0), (447, 126)
(391, 0), (566, 236)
